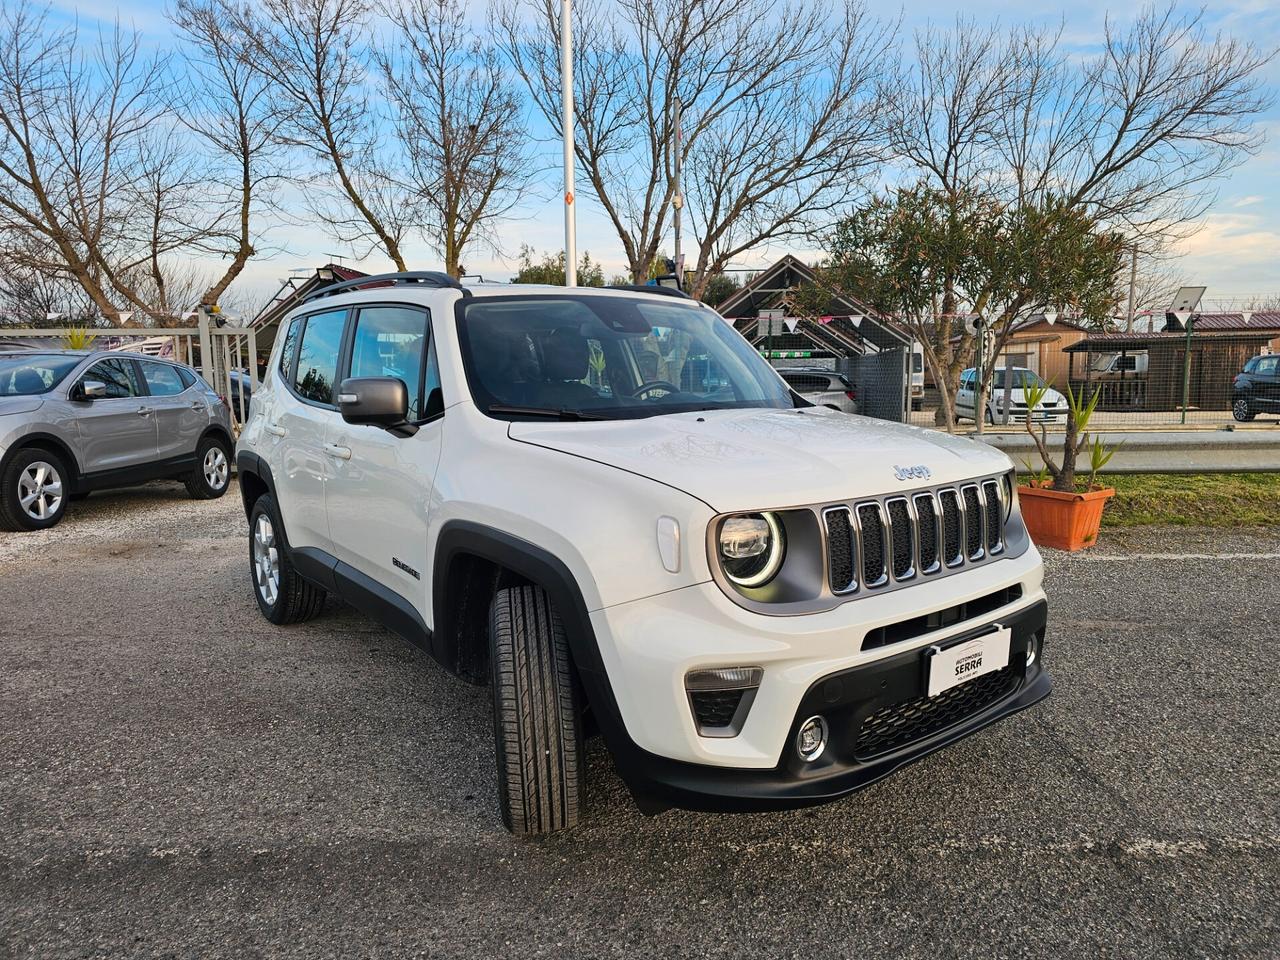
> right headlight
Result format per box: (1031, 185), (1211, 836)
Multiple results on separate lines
(718, 512), (785, 587)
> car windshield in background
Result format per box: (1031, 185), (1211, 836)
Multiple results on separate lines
(0, 354), (81, 396)
(458, 295), (795, 420)
(994, 369), (1047, 390)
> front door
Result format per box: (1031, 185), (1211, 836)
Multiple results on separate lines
(324, 304), (443, 621)
(138, 359), (207, 462)
(71, 358), (157, 474)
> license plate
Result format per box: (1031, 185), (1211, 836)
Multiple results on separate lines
(926, 627), (1011, 697)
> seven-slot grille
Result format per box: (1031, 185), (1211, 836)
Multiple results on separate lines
(823, 475), (1007, 595)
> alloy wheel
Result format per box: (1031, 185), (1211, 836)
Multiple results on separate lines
(253, 513), (280, 607)
(1233, 398), (1251, 421)
(204, 446), (229, 490)
(17, 460), (63, 522)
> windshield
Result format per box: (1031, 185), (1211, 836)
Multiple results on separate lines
(0, 353), (81, 396)
(993, 369), (1046, 390)
(458, 295), (795, 419)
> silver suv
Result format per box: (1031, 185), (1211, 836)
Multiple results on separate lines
(0, 349), (234, 531)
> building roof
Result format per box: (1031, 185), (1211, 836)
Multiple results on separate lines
(716, 254), (908, 353)
(250, 264), (369, 332)
(1185, 311), (1280, 331)
(1064, 329), (1280, 351)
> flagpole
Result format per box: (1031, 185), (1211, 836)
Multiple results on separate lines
(560, 0), (577, 287)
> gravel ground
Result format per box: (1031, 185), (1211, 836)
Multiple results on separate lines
(1, 482), (1276, 959)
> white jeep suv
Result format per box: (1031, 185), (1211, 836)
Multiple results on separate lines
(236, 273), (1050, 835)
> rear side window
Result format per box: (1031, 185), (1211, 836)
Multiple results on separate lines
(294, 310), (347, 405)
(279, 316), (303, 379)
(349, 306), (428, 420)
(176, 367), (196, 389)
(84, 358), (141, 398)
(139, 360), (186, 396)
(783, 374), (828, 392)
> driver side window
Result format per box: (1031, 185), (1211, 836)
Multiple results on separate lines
(82, 358), (141, 399)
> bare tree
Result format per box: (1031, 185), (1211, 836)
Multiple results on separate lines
(496, 0), (887, 285)
(681, 0), (892, 298)
(0, 4), (171, 322)
(169, 0), (287, 308)
(233, 0), (414, 270)
(378, 0), (532, 278)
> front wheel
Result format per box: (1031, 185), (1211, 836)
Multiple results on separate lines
(0, 449), (70, 531)
(1233, 397), (1256, 422)
(185, 435), (232, 499)
(248, 494), (325, 624)
(489, 584), (584, 835)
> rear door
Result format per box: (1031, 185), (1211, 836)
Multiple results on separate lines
(71, 357), (158, 474)
(272, 308), (349, 553)
(324, 304), (444, 614)
(956, 370), (976, 417)
(139, 359), (208, 462)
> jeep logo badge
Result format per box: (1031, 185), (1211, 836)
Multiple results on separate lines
(894, 464), (931, 481)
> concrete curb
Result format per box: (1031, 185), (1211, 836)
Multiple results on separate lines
(976, 429), (1280, 473)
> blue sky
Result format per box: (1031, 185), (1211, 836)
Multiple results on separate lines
(50, 0), (1280, 308)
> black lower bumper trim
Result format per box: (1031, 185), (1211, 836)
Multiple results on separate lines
(606, 599), (1050, 813)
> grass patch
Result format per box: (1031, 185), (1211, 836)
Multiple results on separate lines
(1017, 473), (1280, 527)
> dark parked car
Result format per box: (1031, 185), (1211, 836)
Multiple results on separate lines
(1232, 354), (1279, 422)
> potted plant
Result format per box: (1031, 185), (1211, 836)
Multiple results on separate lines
(1017, 381), (1116, 551)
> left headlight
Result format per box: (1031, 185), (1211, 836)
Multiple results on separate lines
(718, 512), (785, 587)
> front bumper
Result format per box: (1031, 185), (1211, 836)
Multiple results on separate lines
(606, 600), (1048, 812)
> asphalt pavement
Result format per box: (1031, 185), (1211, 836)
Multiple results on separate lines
(1, 482), (1276, 959)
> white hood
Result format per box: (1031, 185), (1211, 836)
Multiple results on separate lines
(510, 406), (1010, 513)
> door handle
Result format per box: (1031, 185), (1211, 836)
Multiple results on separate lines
(266, 422), (286, 437)
(324, 443), (352, 461)
(136, 406), (153, 416)
(190, 400), (205, 411)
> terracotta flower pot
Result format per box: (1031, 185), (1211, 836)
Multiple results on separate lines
(1017, 484), (1115, 551)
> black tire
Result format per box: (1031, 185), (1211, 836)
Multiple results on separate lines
(0, 448), (71, 532)
(248, 493), (326, 625)
(1233, 396), (1256, 422)
(489, 584), (583, 835)
(984, 408), (995, 425)
(185, 434), (232, 499)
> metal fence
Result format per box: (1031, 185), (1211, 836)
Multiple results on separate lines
(907, 330), (1278, 431)
(0, 319), (262, 433)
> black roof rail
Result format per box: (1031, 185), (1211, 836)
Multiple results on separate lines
(302, 271), (466, 303)
(606, 283), (691, 300)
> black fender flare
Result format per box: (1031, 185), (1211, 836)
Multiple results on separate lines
(199, 423), (235, 453)
(235, 449), (278, 524)
(432, 519), (664, 809)
(0, 431), (83, 486)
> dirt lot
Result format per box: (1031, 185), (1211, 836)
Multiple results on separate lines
(1, 481), (1277, 959)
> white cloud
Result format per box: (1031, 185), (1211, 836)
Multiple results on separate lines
(1232, 195), (1265, 208)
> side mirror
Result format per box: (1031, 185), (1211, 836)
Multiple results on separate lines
(73, 379), (107, 401)
(337, 377), (412, 432)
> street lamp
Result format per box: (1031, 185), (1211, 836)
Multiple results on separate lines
(561, 0), (577, 287)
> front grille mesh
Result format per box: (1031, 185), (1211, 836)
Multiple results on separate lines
(940, 490), (963, 565)
(962, 486), (983, 558)
(826, 509), (855, 592)
(887, 499), (913, 579)
(982, 480), (1003, 552)
(824, 475), (1007, 595)
(857, 505), (885, 586)
(854, 665), (1019, 759)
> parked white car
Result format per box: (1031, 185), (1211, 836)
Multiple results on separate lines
(777, 367), (858, 413)
(957, 367), (1067, 424)
(236, 274), (1050, 834)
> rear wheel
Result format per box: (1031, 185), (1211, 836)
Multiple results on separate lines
(1233, 397), (1256, 422)
(0, 449), (69, 531)
(489, 584), (583, 835)
(185, 435), (231, 499)
(248, 494), (325, 624)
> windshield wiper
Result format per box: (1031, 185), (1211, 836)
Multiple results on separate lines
(486, 403), (610, 421)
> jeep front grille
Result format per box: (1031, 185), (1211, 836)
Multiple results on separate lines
(822, 474), (1009, 595)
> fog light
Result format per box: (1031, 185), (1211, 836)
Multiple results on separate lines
(796, 715), (828, 761)
(1026, 635), (1039, 666)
